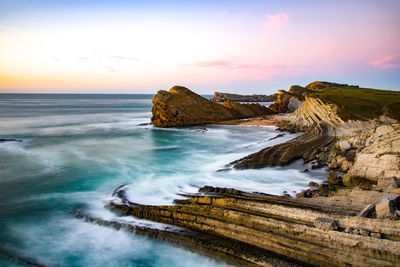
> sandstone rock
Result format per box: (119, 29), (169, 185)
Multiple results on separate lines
(336, 156), (352, 172)
(371, 232), (382, 239)
(352, 137), (363, 148)
(327, 172), (339, 185)
(359, 229), (370, 236)
(343, 173), (376, 187)
(287, 97), (302, 112)
(288, 85), (307, 95)
(377, 177), (400, 190)
(357, 204), (375, 217)
(375, 194), (400, 219)
(374, 125), (394, 138)
(337, 140), (351, 151)
(269, 90), (293, 113)
(344, 227), (353, 233)
(314, 217), (338, 231)
(151, 86), (275, 127)
(308, 181), (319, 187)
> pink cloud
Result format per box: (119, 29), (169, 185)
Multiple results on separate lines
(0, 24), (21, 33)
(110, 56), (139, 61)
(370, 54), (400, 69)
(263, 12), (289, 32)
(195, 59), (287, 79)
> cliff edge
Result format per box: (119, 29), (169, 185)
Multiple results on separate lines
(151, 86), (275, 127)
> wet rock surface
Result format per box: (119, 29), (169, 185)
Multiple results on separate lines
(97, 185), (400, 267)
(230, 133), (336, 169)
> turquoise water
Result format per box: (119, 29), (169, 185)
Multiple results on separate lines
(0, 94), (326, 266)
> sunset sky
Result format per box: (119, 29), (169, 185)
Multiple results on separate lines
(1, 0), (399, 94)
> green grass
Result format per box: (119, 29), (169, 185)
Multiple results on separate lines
(307, 84), (400, 121)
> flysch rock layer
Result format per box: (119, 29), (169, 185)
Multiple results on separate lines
(344, 124), (400, 185)
(151, 86), (275, 127)
(98, 186), (400, 267)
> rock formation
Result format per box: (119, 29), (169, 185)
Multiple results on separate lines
(269, 85), (307, 113)
(212, 92), (278, 102)
(84, 185), (400, 267)
(151, 86), (275, 127)
(231, 82), (400, 182)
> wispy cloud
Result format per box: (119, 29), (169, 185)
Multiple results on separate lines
(110, 55), (139, 61)
(370, 54), (400, 69)
(195, 59), (287, 78)
(196, 59), (284, 71)
(77, 57), (88, 61)
(263, 12), (289, 32)
(0, 24), (21, 33)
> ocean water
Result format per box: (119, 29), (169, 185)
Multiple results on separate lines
(0, 94), (327, 267)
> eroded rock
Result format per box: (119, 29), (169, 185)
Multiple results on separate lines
(151, 86), (275, 127)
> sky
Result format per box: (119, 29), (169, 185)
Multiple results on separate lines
(0, 0), (399, 94)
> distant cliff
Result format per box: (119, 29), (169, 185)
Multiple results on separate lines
(212, 92), (278, 102)
(151, 86), (276, 127)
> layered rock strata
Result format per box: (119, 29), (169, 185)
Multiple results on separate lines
(212, 92), (278, 102)
(101, 186), (400, 267)
(151, 86), (275, 127)
(231, 133), (336, 169)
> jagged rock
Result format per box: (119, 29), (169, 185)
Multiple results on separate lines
(337, 140), (351, 151)
(357, 204), (375, 217)
(151, 86), (275, 127)
(230, 133), (336, 169)
(327, 172), (339, 185)
(375, 194), (400, 219)
(308, 181), (319, 187)
(269, 90), (293, 113)
(287, 97), (302, 112)
(212, 92), (278, 102)
(288, 85), (307, 96)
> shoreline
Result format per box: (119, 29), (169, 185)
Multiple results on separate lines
(105, 84), (400, 266)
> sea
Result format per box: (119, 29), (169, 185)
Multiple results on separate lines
(0, 94), (327, 267)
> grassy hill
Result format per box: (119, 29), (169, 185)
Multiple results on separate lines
(305, 82), (400, 121)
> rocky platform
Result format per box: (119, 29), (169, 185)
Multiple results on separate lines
(151, 86), (275, 127)
(77, 185), (400, 267)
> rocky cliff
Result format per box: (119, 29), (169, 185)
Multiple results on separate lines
(212, 92), (278, 102)
(151, 86), (276, 127)
(231, 82), (400, 187)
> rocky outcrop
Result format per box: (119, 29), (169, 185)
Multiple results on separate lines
(343, 124), (400, 187)
(101, 185), (400, 267)
(151, 86), (275, 127)
(212, 92), (278, 102)
(230, 133), (336, 169)
(269, 85), (307, 113)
